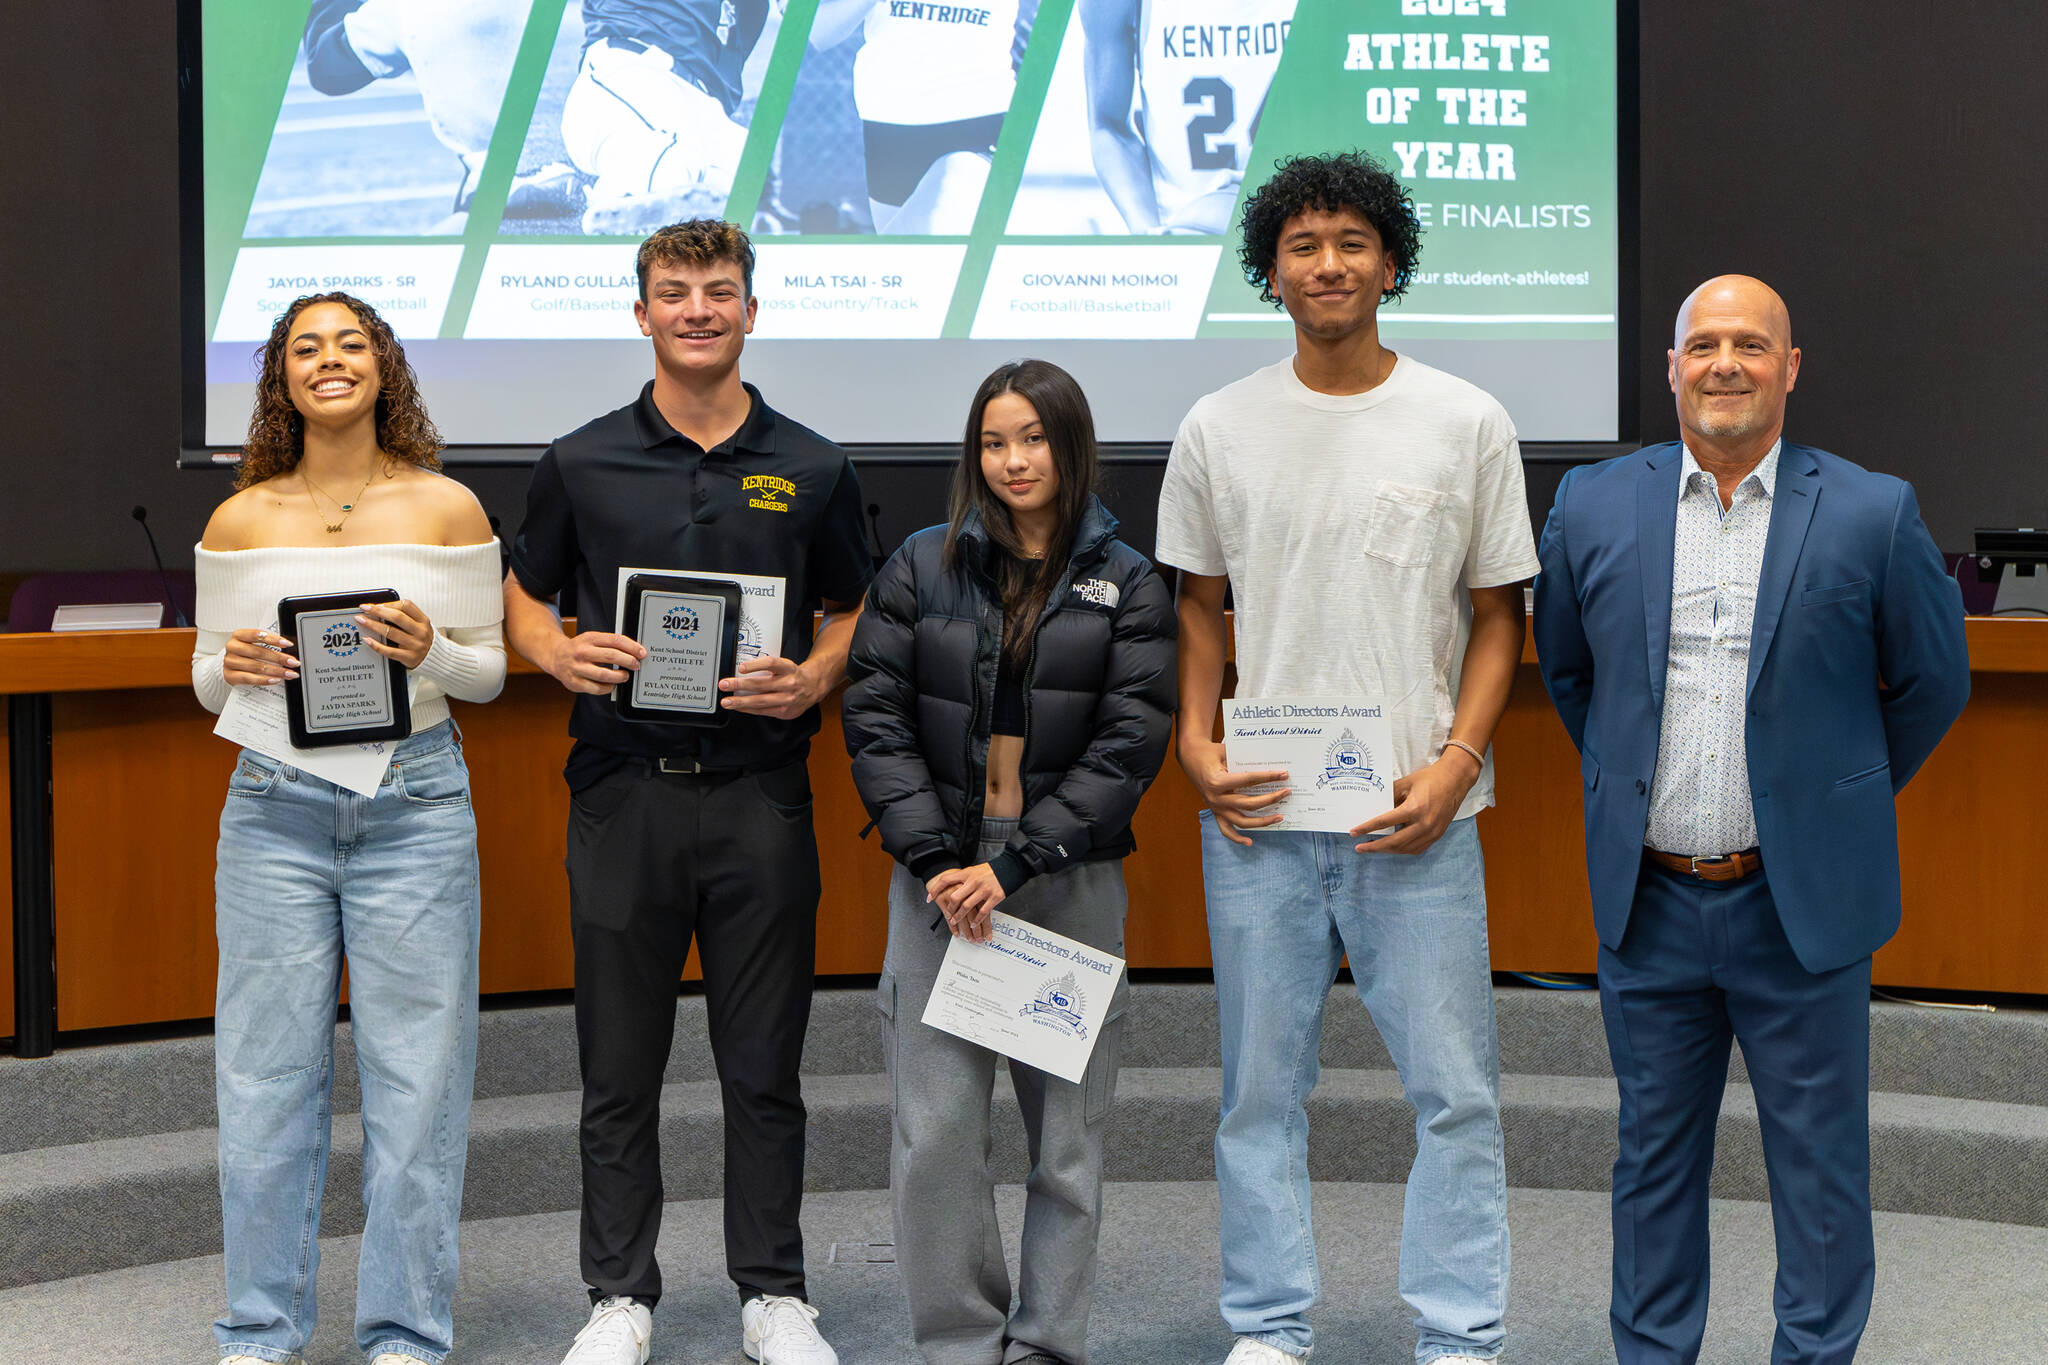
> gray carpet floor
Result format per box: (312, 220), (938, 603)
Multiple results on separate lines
(2, 1183), (2042, 1364)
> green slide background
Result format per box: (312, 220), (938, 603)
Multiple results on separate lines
(1200, 1), (1618, 340)
(203, 0), (1617, 343)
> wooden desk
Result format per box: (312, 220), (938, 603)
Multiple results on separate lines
(5, 617), (2045, 1046)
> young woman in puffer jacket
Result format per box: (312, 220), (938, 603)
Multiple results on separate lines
(843, 358), (1177, 1365)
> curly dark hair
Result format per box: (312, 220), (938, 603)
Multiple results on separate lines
(237, 292), (442, 489)
(1237, 151), (1423, 307)
(638, 219), (755, 299)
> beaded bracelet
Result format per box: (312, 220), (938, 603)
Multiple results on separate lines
(1442, 738), (1485, 769)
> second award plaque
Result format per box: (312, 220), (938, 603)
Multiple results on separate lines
(617, 573), (744, 726)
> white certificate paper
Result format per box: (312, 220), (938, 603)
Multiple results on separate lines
(215, 679), (397, 798)
(922, 912), (1126, 1084)
(1222, 695), (1398, 835)
(614, 566), (784, 662)
(211, 616), (400, 797)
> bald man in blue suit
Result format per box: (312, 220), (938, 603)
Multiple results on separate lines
(1533, 276), (1970, 1364)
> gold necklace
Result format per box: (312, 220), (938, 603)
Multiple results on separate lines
(303, 465), (378, 535)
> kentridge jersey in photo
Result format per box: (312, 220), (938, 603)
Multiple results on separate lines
(854, 0), (1032, 223)
(1136, 0), (1295, 232)
(565, 0), (770, 233)
(854, 0), (1026, 128)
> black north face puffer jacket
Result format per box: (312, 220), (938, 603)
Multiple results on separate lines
(843, 496), (1177, 890)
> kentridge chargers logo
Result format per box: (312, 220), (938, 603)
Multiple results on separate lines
(1021, 972), (1088, 1038)
(1317, 728), (1387, 794)
(743, 474), (795, 512)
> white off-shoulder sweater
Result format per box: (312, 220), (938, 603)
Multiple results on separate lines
(191, 542), (507, 729)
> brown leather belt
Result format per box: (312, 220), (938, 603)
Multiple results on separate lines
(1644, 847), (1763, 882)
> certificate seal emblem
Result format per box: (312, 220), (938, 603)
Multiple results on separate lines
(1020, 972), (1089, 1038)
(1316, 728), (1387, 793)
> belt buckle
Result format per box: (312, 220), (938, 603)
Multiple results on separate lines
(657, 756), (703, 775)
(1689, 854), (1731, 878)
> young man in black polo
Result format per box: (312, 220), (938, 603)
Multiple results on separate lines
(505, 219), (872, 1365)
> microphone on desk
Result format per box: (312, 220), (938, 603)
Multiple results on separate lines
(131, 505), (189, 628)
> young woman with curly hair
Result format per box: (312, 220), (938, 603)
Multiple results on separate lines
(233, 291), (447, 488)
(191, 292), (506, 1365)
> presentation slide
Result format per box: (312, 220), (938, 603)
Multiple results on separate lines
(195, 0), (1620, 449)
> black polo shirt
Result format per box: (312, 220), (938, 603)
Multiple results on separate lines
(511, 380), (873, 789)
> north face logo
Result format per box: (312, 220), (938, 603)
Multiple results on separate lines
(1070, 579), (1119, 609)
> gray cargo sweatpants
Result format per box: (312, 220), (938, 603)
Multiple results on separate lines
(878, 817), (1131, 1365)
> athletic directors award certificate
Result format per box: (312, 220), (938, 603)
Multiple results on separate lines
(1222, 696), (1399, 835)
(923, 913), (1126, 1084)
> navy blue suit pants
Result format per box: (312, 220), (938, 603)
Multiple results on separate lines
(1600, 858), (1875, 1364)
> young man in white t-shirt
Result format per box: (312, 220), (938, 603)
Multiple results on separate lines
(1156, 151), (1539, 1365)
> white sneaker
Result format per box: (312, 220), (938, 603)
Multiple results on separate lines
(742, 1295), (838, 1365)
(371, 1356), (420, 1365)
(1225, 1339), (1305, 1365)
(221, 1357), (301, 1365)
(560, 1296), (653, 1365)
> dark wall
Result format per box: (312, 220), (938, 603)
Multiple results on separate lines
(1634, 5), (2048, 537)
(4, 2), (2043, 576)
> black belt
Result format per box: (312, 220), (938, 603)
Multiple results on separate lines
(640, 754), (795, 779)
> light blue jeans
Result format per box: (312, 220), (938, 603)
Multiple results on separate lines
(212, 722), (480, 1364)
(1204, 814), (1508, 1363)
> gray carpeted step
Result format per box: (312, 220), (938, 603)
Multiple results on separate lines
(7, 1061), (2046, 1290)
(6, 985), (2042, 1154)
(0, 1074), (885, 1292)
(8, 1185), (2047, 1364)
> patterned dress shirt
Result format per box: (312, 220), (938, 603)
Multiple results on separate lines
(1644, 441), (1781, 854)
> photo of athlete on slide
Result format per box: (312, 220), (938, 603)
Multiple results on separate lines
(1079, 0), (1294, 235)
(266, 0), (534, 235)
(800, 0), (1036, 235)
(562, 0), (771, 235)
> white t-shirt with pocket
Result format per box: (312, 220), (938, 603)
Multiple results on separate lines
(1156, 353), (1541, 820)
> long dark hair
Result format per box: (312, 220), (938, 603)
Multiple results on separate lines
(945, 359), (1100, 669)
(239, 292), (442, 489)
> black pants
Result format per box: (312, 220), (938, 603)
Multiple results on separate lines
(566, 757), (821, 1305)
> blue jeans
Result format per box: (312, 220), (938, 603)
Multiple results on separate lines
(212, 722), (481, 1364)
(1203, 814), (1508, 1362)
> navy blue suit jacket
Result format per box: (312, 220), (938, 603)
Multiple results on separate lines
(1533, 441), (1970, 974)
